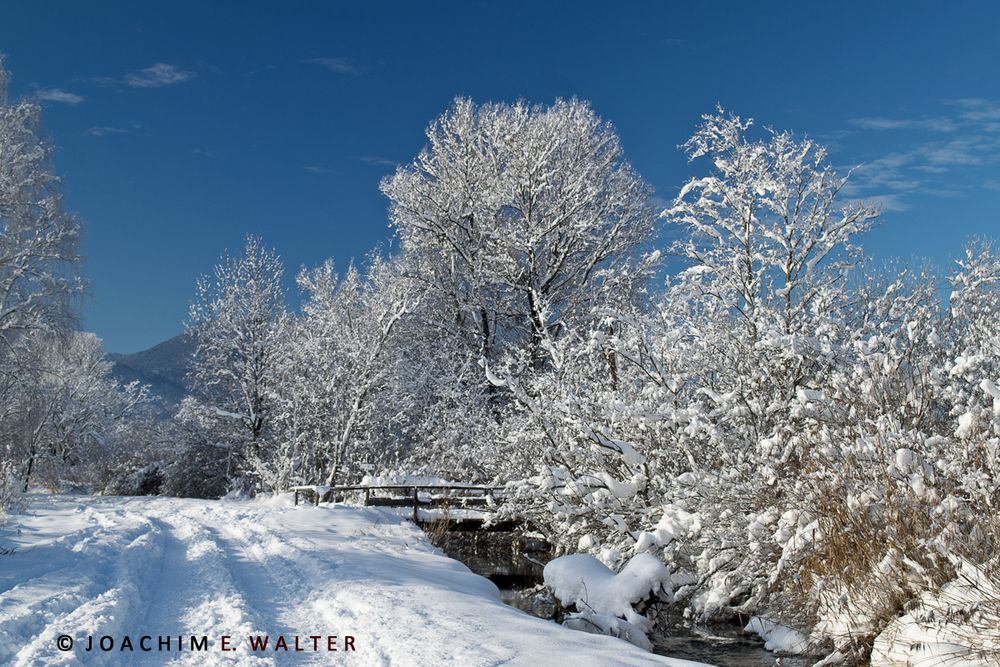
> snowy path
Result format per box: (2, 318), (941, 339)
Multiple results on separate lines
(0, 495), (707, 667)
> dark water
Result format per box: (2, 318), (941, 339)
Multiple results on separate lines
(652, 628), (814, 666)
(498, 585), (815, 666)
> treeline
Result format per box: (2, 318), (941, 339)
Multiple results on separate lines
(170, 97), (656, 496)
(3, 55), (999, 661)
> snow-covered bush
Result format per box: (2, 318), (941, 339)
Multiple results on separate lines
(157, 398), (233, 498)
(103, 462), (164, 497)
(544, 553), (671, 650)
(489, 110), (1000, 664)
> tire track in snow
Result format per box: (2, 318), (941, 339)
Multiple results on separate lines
(173, 502), (384, 667)
(193, 503), (498, 666)
(131, 506), (275, 667)
(5, 505), (165, 666)
(172, 503), (342, 666)
(0, 502), (139, 596)
(178, 524), (300, 665)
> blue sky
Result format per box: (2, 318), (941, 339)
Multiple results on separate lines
(3, 1), (1000, 352)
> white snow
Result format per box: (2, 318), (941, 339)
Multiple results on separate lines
(543, 552), (671, 644)
(980, 378), (1000, 416)
(0, 494), (706, 666)
(357, 472), (478, 487)
(870, 560), (1000, 666)
(955, 411), (976, 438)
(794, 387), (826, 405)
(634, 505), (702, 553)
(563, 610), (655, 652)
(743, 616), (810, 654)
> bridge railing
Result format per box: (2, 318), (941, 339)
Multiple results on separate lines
(289, 484), (504, 522)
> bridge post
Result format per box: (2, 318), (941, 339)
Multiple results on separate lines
(294, 490), (299, 506)
(412, 487), (418, 523)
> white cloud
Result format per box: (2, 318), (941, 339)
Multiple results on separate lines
(946, 98), (1000, 124)
(124, 63), (195, 88)
(86, 126), (129, 137)
(923, 136), (991, 167)
(306, 57), (361, 75)
(33, 87), (84, 105)
(848, 116), (957, 133)
(843, 99), (1000, 208)
(843, 192), (909, 212)
(361, 156), (396, 167)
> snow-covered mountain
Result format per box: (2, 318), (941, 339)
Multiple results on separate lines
(108, 333), (195, 410)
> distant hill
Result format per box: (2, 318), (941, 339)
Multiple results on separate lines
(109, 333), (195, 412)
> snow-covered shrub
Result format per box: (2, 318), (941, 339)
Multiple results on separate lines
(3, 332), (151, 495)
(871, 558), (1000, 665)
(104, 462), (164, 496)
(544, 553), (671, 650)
(493, 110), (1000, 664)
(711, 251), (1000, 663)
(159, 399), (231, 498)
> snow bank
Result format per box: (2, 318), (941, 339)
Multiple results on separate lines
(870, 560), (1000, 666)
(544, 552), (671, 650)
(248, 490), (298, 508)
(743, 616), (810, 654)
(564, 610), (655, 651)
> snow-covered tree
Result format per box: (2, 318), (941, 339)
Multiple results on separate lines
(0, 57), (80, 347)
(257, 256), (417, 488)
(382, 97), (657, 481)
(6, 331), (148, 492)
(185, 235), (287, 491)
(0, 57), (82, 510)
(664, 107), (879, 339)
(382, 246), (510, 482)
(383, 97), (656, 369)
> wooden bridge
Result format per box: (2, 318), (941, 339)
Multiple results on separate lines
(290, 484), (506, 526)
(289, 484), (550, 584)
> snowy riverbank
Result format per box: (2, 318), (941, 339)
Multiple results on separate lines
(0, 494), (708, 666)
